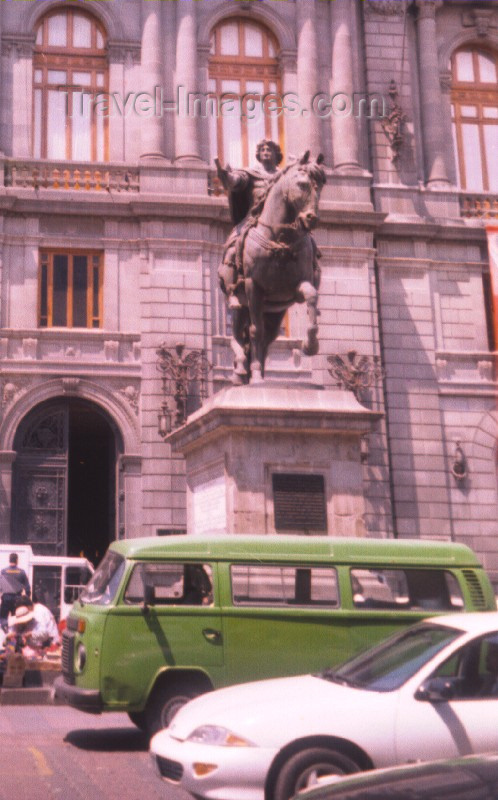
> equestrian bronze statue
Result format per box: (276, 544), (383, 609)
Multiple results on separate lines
(217, 139), (326, 384)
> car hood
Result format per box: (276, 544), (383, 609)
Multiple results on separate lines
(160, 673), (397, 749)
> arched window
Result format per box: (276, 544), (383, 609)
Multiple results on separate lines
(451, 47), (498, 192)
(33, 8), (108, 161)
(208, 18), (282, 167)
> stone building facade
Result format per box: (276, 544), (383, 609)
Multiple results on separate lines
(0, 1), (496, 583)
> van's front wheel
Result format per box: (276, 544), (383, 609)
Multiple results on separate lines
(146, 686), (197, 736)
(128, 711), (148, 732)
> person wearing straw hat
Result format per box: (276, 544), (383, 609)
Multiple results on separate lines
(7, 599), (59, 649)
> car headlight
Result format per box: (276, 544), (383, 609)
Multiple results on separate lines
(76, 643), (86, 672)
(187, 725), (254, 747)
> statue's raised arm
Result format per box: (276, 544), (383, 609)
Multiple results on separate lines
(215, 158), (240, 192)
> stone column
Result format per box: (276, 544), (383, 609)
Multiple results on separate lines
(330, 0), (360, 172)
(415, 0), (449, 186)
(175, 0), (201, 162)
(296, 0), (321, 156)
(140, 1), (165, 159)
(162, 0), (177, 162)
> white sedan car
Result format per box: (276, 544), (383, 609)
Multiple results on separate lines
(150, 612), (498, 800)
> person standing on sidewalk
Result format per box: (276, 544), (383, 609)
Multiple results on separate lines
(0, 553), (31, 626)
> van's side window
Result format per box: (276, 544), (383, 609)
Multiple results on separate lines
(124, 563), (213, 606)
(351, 569), (464, 611)
(231, 565), (339, 607)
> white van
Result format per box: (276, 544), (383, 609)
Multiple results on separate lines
(0, 545), (94, 621)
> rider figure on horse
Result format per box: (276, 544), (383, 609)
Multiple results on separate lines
(216, 139), (283, 310)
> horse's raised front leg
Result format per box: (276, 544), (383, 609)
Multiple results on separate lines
(296, 280), (319, 356)
(245, 277), (265, 383)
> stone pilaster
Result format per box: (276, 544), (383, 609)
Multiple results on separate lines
(4, 36), (34, 158)
(296, 0), (321, 156)
(0, 451), (16, 544)
(330, 0), (360, 172)
(119, 454), (143, 540)
(415, 0), (450, 186)
(175, 0), (201, 162)
(279, 50), (299, 158)
(140, 1), (165, 159)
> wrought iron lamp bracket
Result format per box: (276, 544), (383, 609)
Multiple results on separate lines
(156, 342), (211, 436)
(327, 350), (384, 402)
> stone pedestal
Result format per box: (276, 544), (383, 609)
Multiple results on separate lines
(167, 383), (382, 538)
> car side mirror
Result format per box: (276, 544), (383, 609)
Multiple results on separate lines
(415, 677), (455, 703)
(142, 584), (155, 613)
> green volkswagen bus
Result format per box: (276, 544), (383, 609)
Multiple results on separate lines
(54, 535), (496, 736)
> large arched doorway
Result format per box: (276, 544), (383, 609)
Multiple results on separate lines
(11, 399), (120, 563)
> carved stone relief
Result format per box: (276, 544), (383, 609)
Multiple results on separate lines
(119, 385), (140, 415)
(1, 377), (31, 415)
(365, 1), (407, 16)
(462, 9), (497, 38)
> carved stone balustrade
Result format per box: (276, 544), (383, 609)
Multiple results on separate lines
(4, 159), (140, 193)
(460, 193), (498, 220)
(0, 329), (141, 373)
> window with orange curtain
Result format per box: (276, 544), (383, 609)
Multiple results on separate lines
(39, 251), (103, 329)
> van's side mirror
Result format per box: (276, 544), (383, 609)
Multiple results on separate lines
(142, 584), (155, 613)
(415, 677), (455, 703)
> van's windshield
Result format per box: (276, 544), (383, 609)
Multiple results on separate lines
(80, 551), (125, 606)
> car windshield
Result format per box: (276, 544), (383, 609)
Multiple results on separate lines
(320, 623), (463, 692)
(79, 551), (126, 606)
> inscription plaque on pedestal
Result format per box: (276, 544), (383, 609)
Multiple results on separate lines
(272, 473), (327, 532)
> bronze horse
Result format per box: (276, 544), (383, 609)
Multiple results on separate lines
(226, 152), (326, 384)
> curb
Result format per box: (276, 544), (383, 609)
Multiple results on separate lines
(0, 687), (60, 705)
(0, 667), (61, 704)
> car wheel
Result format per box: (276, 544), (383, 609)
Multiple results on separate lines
(127, 711), (148, 732)
(274, 747), (361, 800)
(146, 688), (197, 736)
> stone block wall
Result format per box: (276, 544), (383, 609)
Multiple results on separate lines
(0, 0), (495, 585)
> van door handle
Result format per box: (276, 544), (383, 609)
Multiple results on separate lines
(202, 628), (222, 644)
